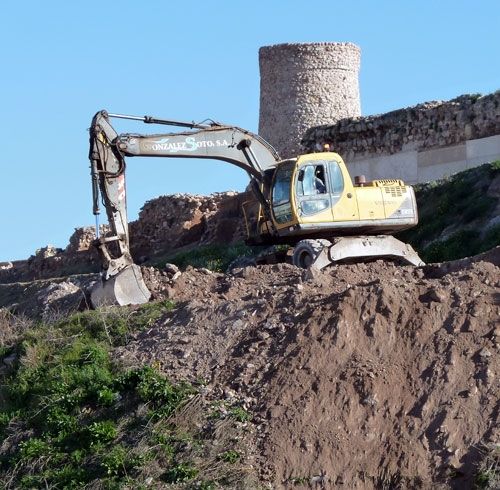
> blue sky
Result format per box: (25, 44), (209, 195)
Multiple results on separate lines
(0, 0), (499, 261)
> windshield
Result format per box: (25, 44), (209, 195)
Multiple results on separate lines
(272, 161), (294, 205)
(272, 161), (294, 224)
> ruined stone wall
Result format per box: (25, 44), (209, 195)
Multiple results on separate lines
(259, 42), (361, 159)
(129, 192), (249, 261)
(0, 192), (250, 284)
(302, 92), (500, 160)
(301, 91), (500, 183)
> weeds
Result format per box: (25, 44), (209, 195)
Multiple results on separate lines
(154, 242), (266, 272)
(289, 475), (309, 485)
(0, 304), (250, 488)
(0, 309), (32, 350)
(475, 443), (499, 489)
(218, 450), (241, 464)
(209, 401), (251, 423)
(229, 406), (251, 423)
(397, 162), (500, 262)
(43, 299), (175, 347)
(163, 462), (198, 483)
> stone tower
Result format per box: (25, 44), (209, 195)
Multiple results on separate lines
(258, 42), (361, 158)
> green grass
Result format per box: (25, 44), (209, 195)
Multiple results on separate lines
(0, 304), (250, 489)
(217, 450), (241, 464)
(397, 162), (500, 262)
(229, 406), (251, 423)
(474, 443), (499, 489)
(46, 299), (175, 346)
(153, 242), (265, 272)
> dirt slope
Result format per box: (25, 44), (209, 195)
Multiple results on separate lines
(102, 248), (500, 488)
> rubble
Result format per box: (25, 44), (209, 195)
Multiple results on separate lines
(0, 191), (250, 284)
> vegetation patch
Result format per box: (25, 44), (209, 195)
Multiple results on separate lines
(0, 304), (251, 488)
(153, 242), (265, 272)
(397, 162), (500, 262)
(474, 443), (500, 489)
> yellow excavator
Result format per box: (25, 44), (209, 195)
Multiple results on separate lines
(89, 110), (423, 306)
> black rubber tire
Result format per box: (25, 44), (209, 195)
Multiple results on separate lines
(292, 239), (331, 269)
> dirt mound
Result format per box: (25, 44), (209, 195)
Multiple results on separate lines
(0, 274), (97, 320)
(103, 248), (499, 488)
(2, 249), (498, 487)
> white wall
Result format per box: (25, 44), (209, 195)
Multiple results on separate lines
(346, 134), (500, 183)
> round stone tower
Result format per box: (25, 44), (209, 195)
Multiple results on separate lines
(258, 42), (361, 158)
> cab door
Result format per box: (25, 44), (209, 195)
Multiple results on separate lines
(293, 154), (359, 225)
(295, 161), (334, 224)
(327, 159), (359, 222)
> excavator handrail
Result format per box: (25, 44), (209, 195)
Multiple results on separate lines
(107, 112), (215, 129)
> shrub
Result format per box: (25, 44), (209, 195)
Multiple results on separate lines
(0, 307), (246, 488)
(156, 242), (265, 272)
(397, 163), (500, 261)
(218, 450), (241, 464)
(229, 406), (251, 423)
(87, 420), (118, 447)
(475, 443), (499, 489)
(162, 462), (198, 483)
(19, 438), (51, 460)
(481, 224), (500, 252)
(490, 160), (500, 172)
(100, 444), (128, 476)
(133, 366), (194, 418)
(423, 230), (480, 263)
(97, 387), (119, 406)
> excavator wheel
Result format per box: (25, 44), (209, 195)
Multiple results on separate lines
(292, 239), (332, 269)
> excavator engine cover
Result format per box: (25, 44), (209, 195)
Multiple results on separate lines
(90, 265), (151, 307)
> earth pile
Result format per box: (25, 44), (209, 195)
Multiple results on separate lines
(110, 248), (499, 488)
(1, 249), (498, 487)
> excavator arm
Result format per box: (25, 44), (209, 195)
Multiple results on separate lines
(88, 110), (280, 306)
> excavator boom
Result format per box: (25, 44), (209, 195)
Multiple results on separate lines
(118, 127), (279, 178)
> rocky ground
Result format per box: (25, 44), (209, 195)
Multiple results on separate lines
(77, 248), (500, 488)
(1, 251), (499, 488)
(1, 165), (499, 487)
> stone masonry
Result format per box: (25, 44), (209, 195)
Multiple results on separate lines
(2, 44), (498, 281)
(0, 192), (250, 284)
(259, 42), (361, 159)
(129, 191), (249, 261)
(302, 92), (500, 161)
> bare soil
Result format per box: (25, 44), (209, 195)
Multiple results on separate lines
(106, 248), (500, 488)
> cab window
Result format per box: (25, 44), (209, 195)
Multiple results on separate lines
(297, 165), (327, 196)
(296, 163), (330, 216)
(272, 163), (292, 204)
(272, 161), (294, 224)
(329, 160), (344, 195)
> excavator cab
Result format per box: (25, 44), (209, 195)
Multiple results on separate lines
(268, 152), (419, 242)
(269, 153), (357, 239)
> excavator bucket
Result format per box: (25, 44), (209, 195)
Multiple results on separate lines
(90, 264), (151, 307)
